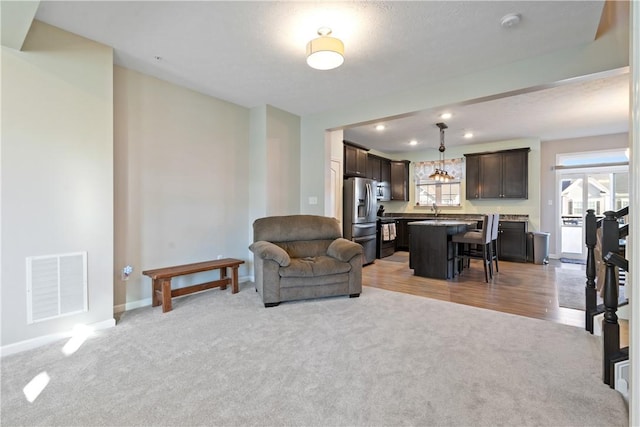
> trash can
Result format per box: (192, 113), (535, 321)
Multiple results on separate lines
(531, 232), (550, 265)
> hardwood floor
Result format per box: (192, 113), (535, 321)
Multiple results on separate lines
(363, 251), (585, 327)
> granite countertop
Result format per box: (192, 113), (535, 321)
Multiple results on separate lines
(408, 219), (477, 226)
(382, 213), (529, 222)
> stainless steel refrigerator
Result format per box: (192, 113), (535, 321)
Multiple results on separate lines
(343, 177), (377, 265)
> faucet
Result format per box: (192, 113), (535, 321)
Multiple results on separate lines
(431, 203), (440, 217)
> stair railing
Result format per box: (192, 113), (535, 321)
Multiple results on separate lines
(584, 207), (629, 386)
(601, 210), (624, 386)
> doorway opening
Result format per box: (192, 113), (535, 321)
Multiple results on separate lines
(556, 149), (629, 260)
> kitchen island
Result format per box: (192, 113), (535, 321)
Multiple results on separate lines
(409, 220), (476, 279)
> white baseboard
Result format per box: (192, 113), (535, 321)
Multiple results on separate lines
(593, 312), (604, 336)
(618, 303), (630, 320)
(113, 276), (253, 314)
(0, 318), (115, 357)
(592, 306), (629, 334)
(113, 298), (152, 314)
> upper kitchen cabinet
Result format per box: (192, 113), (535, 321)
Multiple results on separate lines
(368, 154), (391, 201)
(390, 160), (410, 201)
(465, 148), (530, 199)
(367, 154), (382, 181)
(343, 141), (369, 177)
(381, 158), (391, 190)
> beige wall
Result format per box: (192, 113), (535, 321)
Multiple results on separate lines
(540, 132), (629, 255)
(113, 66), (252, 311)
(247, 105), (301, 268)
(1, 21), (114, 348)
(266, 105), (301, 216)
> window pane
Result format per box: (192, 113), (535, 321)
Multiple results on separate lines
(417, 183), (460, 206)
(441, 183), (460, 206)
(417, 184), (437, 206)
(614, 172), (629, 212)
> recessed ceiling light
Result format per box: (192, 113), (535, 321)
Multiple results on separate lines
(464, 132), (474, 139)
(409, 140), (418, 146)
(375, 124), (386, 131)
(440, 113), (452, 120)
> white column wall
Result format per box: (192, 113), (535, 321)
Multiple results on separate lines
(1, 21), (114, 350)
(629, 0), (639, 424)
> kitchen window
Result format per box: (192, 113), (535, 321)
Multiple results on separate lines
(414, 158), (464, 206)
(416, 182), (461, 206)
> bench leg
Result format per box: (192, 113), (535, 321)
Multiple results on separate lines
(152, 279), (161, 307)
(231, 266), (239, 294)
(161, 278), (172, 313)
(220, 267), (228, 290)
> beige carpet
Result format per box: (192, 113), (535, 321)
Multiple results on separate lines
(1, 283), (628, 426)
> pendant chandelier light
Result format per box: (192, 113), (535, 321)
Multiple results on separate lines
(428, 122), (455, 182)
(306, 27), (344, 70)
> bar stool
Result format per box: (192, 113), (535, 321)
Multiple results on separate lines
(453, 214), (494, 282)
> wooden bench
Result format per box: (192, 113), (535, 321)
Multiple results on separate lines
(142, 258), (244, 313)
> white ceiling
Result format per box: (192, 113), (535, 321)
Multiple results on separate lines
(33, 1), (629, 153)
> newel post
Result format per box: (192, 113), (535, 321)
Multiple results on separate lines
(601, 210), (620, 386)
(584, 209), (597, 333)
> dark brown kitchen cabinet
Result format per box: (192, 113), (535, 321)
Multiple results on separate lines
(390, 160), (410, 201)
(368, 154), (391, 201)
(343, 141), (368, 177)
(395, 219), (412, 250)
(498, 221), (528, 262)
(367, 154), (382, 181)
(465, 148), (529, 199)
(501, 150), (529, 198)
(465, 155), (480, 199)
(381, 158), (391, 184)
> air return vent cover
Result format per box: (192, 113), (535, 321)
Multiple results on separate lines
(26, 252), (87, 324)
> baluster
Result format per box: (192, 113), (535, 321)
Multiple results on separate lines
(602, 261), (619, 386)
(601, 211), (620, 386)
(584, 209), (597, 333)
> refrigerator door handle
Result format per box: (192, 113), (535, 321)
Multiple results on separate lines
(365, 183), (371, 217)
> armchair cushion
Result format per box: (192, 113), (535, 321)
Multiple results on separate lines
(327, 238), (364, 262)
(280, 256), (352, 278)
(249, 240), (291, 267)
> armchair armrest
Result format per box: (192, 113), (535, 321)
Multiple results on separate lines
(249, 241), (291, 267)
(327, 238), (363, 262)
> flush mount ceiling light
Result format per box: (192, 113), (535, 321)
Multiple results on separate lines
(306, 27), (344, 70)
(375, 124), (386, 131)
(500, 13), (521, 29)
(428, 122), (455, 182)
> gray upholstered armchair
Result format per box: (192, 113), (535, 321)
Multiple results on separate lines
(249, 215), (364, 307)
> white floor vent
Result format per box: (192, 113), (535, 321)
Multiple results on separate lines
(26, 252), (87, 324)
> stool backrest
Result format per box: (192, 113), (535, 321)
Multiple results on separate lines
(491, 213), (500, 241)
(481, 214), (493, 244)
